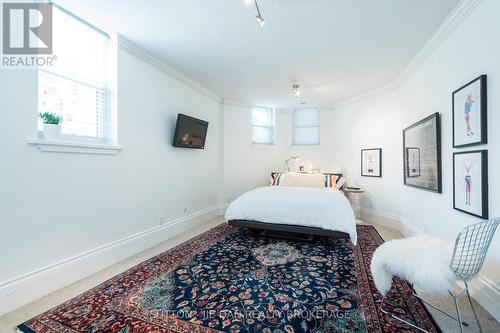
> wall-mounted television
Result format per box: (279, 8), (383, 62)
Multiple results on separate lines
(172, 114), (209, 149)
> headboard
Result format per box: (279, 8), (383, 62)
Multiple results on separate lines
(271, 172), (344, 189)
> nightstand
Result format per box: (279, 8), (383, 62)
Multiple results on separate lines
(343, 188), (364, 219)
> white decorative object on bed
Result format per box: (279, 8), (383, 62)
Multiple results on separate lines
(225, 185), (357, 244)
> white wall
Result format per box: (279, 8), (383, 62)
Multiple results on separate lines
(0, 48), (221, 304)
(330, 0), (500, 318)
(222, 104), (286, 203)
(222, 104), (336, 204)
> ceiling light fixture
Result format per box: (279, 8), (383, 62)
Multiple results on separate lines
(292, 83), (305, 104)
(254, 0), (265, 26)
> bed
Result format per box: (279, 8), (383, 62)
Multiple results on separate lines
(225, 172), (357, 244)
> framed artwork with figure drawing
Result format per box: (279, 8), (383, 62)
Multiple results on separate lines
(361, 148), (382, 177)
(453, 150), (488, 219)
(452, 75), (487, 148)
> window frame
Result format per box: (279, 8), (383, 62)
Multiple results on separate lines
(251, 107), (275, 146)
(292, 108), (320, 146)
(35, 4), (115, 147)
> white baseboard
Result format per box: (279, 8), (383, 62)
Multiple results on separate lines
(356, 206), (401, 231)
(358, 206), (500, 322)
(0, 205), (221, 316)
(468, 275), (500, 322)
(398, 217), (424, 237)
(219, 203), (229, 215)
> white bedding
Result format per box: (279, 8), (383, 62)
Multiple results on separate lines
(224, 186), (357, 244)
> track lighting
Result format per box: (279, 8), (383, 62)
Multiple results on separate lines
(252, 0), (265, 27)
(256, 15), (265, 26)
(292, 83), (306, 104)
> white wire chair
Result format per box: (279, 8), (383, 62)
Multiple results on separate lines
(380, 217), (500, 333)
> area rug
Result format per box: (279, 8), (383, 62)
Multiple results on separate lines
(18, 225), (440, 333)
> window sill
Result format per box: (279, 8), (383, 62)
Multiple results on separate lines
(27, 139), (122, 155)
(251, 143), (275, 149)
(289, 145), (322, 150)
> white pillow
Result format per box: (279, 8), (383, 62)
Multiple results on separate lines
(335, 177), (346, 189)
(281, 172), (325, 188)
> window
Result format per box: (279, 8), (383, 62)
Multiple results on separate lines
(38, 5), (111, 143)
(251, 107), (275, 145)
(292, 108), (320, 145)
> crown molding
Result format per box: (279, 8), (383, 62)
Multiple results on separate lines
(117, 35), (221, 103)
(328, 0), (483, 110)
(395, 0), (482, 85)
(221, 98), (255, 109)
(325, 82), (398, 110)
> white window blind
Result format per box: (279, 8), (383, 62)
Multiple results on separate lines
(292, 108), (320, 145)
(251, 107), (275, 145)
(38, 5), (110, 142)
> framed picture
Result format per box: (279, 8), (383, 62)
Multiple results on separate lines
(406, 147), (420, 177)
(452, 75), (487, 148)
(403, 113), (442, 192)
(361, 148), (382, 177)
(453, 150), (488, 219)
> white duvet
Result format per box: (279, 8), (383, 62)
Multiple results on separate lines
(225, 186), (357, 244)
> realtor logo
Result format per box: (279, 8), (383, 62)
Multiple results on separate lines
(2, 2), (52, 54)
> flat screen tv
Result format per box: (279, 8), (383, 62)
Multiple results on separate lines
(172, 114), (209, 149)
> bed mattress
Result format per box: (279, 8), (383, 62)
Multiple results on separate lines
(225, 186), (357, 244)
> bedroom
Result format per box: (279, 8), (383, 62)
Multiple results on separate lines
(0, 0), (499, 332)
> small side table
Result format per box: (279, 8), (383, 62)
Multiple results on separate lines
(343, 188), (364, 220)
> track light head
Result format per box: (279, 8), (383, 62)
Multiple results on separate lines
(256, 15), (265, 26)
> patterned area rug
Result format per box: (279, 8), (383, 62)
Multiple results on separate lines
(18, 225), (440, 333)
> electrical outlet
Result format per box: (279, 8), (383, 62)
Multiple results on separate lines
(159, 216), (166, 225)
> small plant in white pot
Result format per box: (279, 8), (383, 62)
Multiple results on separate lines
(38, 112), (63, 140)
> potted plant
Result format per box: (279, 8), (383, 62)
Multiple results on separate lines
(38, 112), (63, 140)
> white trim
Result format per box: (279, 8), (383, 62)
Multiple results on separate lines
(330, 82), (398, 110)
(219, 204), (230, 216)
(355, 206), (402, 231)
(117, 35), (221, 103)
(27, 138), (122, 155)
(330, 0), (483, 110)
(0, 205), (221, 315)
(395, 0), (483, 86)
(468, 275), (500, 322)
(357, 205), (500, 322)
(222, 98), (255, 109)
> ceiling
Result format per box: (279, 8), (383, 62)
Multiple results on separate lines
(59, 0), (460, 108)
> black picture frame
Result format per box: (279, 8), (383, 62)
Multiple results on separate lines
(403, 113), (442, 193)
(405, 147), (421, 177)
(452, 75), (487, 148)
(361, 148), (382, 177)
(453, 150), (488, 219)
